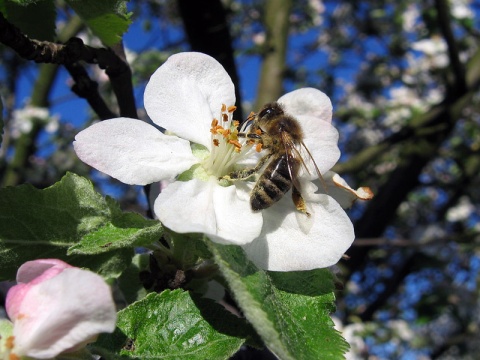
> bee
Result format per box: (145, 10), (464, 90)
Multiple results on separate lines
(225, 102), (324, 216)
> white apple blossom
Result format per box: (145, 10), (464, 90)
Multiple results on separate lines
(1, 259), (116, 359)
(74, 52), (370, 271)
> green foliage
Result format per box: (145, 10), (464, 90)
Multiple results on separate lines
(0, 0), (56, 41)
(65, 0), (132, 46)
(0, 172), (162, 280)
(100, 290), (251, 359)
(207, 240), (349, 360)
(0, 170), (347, 358)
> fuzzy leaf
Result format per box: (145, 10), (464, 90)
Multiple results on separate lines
(207, 240), (349, 360)
(1, 0), (56, 41)
(0, 173), (157, 280)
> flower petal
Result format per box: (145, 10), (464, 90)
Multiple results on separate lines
(154, 179), (262, 245)
(279, 88), (340, 175)
(319, 172), (374, 209)
(10, 268), (116, 359)
(242, 194), (354, 271)
(16, 259), (72, 284)
(74, 118), (198, 185)
(6, 260), (74, 321)
(279, 88), (333, 124)
(144, 52), (236, 149)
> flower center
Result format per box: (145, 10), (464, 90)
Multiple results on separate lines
(203, 104), (258, 178)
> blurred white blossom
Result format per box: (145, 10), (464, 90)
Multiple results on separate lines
(451, 0), (474, 19)
(10, 106), (57, 139)
(447, 196), (475, 222)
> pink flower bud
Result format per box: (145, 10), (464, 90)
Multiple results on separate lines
(5, 259), (117, 359)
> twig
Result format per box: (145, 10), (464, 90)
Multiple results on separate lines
(64, 63), (118, 120)
(0, 11), (137, 119)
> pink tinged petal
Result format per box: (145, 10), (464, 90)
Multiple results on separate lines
(6, 260), (74, 320)
(321, 172), (374, 209)
(242, 194), (355, 271)
(153, 179), (262, 245)
(144, 52), (236, 149)
(16, 259), (72, 283)
(74, 118), (198, 185)
(10, 268), (116, 359)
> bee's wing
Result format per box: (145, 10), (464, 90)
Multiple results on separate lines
(299, 139), (328, 192)
(281, 132), (305, 191)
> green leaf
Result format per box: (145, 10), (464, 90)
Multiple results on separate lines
(101, 290), (250, 359)
(69, 197), (163, 255)
(1, 0), (56, 41)
(65, 0), (131, 46)
(206, 240), (349, 360)
(0, 172), (155, 280)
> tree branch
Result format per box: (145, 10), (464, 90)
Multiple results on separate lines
(254, 0), (293, 109)
(344, 44), (480, 276)
(0, 11), (137, 119)
(64, 62), (117, 120)
(434, 0), (467, 94)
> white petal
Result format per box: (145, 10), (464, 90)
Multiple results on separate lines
(297, 114), (340, 175)
(279, 88), (333, 124)
(319, 172), (374, 209)
(154, 179), (262, 245)
(278, 88), (340, 175)
(144, 52), (236, 149)
(242, 194), (354, 271)
(74, 118), (198, 185)
(13, 268), (116, 358)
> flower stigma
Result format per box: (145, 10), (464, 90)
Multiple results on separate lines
(203, 105), (258, 180)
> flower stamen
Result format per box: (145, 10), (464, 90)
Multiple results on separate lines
(205, 104), (258, 177)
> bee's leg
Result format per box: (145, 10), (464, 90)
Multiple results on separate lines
(221, 153), (271, 181)
(237, 132), (261, 139)
(292, 186), (311, 217)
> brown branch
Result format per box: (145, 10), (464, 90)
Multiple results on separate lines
(64, 63), (118, 120)
(0, 11), (137, 119)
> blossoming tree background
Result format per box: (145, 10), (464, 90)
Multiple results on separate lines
(0, 0), (479, 359)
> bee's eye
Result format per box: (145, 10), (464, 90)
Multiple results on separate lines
(259, 107), (274, 118)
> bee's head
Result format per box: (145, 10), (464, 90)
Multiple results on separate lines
(258, 102), (284, 121)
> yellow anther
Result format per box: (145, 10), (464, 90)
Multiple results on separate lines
(233, 120), (240, 127)
(222, 129), (231, 138)
(6, 336), (15, 349)
(227, 105), (237, 113)
(228, 139), (242, 150)
(211, 118), (218, 127)
(256, 143), (263, 152)
(221, 104), (227, 112)
(210, 125), (225, 134)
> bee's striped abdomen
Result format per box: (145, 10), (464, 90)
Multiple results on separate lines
(251, 155), (293, 210)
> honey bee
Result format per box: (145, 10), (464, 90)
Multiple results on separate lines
(225, 102), (324, 216)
